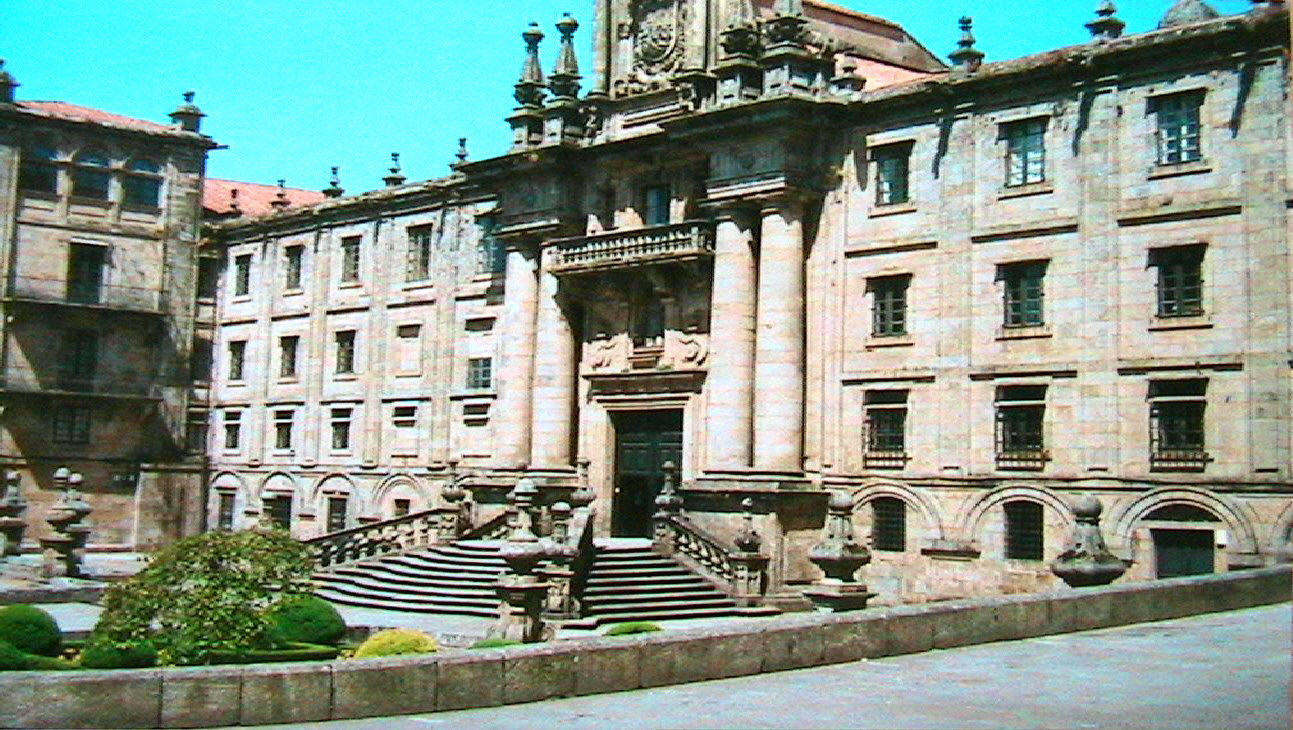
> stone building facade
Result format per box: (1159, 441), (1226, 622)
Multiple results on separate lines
(206, 0), (1293, 603)
(0, 71), (217, 550)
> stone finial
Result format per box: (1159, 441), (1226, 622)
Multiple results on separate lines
(1050, 495), (1128, 588)
(454, 137), (469, 168)
(383, 152), (406, 187)
(948, 17), (985, 72)
(441, 462), (467, 504)
(549, 13), (582, 100)
(764, 0), (809, 48)
(0, 470), (28, 558)
(831, 61), (867, 95)
(228, 188), (242, 216)
(803, 491), (873, 611)
(653, 461), (684, 516)
(1159, 0), (1220, 28)
(570, 457), (595, 508)
(1086, 1), (1125, 40)
(734, 497), (762, 553)
(514, 22), (548, 107)
(506, 477), (540, 542)
(270, 179), (290, 210)
(322, 166), (344, 198)
(169, 90), (205, 132)
(0, 60), (18, 104)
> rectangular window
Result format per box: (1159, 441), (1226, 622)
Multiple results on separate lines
(233, 254), (252, 297)
(393, 498), (412, 518)
(475, 219), (506, 276)
(467, 357), (493, 390)
(71, 161), (110, 201)
(326, 497), (348, 534)
(1003, 117), (1047, 187)
(395, 324), (422, 376)
(407, 225), (434, 282)
(279, 336), (299, 379)
(216, 492), (236, 530)
(868, 275), (909, 338)
(1151, 246), (1204, 318)
(996, 385), (1047, 470)
(223, 411), (242, 450)
(58, 329), (98, 391)
(999, 261), (1047, 328)
(873, 144), (911, 206)
(228, 340), (246, 381)
(1004, 500), (1044, 560)
(642, 185), (671, 226)
(340, 236), (361, 283)
(264, 494), (292, 530)
(19, 146), (59, 194)
(1154, 91), (1203, 165)
(191, 337), (213, 382)
(185, 411), (208, 453)
(330, 407), (352, 451)
(864, 390), (908, 469)
(284, 245), (304, 291)
(122, 174), (161, 208)
(67, 243), (105, 305)
(197, 257), (220, 300)
(51, 405), (91, 444)
(392, 405), (419, 455)
(273, 409), (294, 451)
(871, 497), (907, 552)
(335, 330), (356, 374)
(1149, 379), (1208, 471)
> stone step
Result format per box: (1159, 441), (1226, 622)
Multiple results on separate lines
(315, 582), (497, 609)
(584, 574), (708, 589)
(583, 589), (735, 607)
(590, 555), (680, 569)
(398, 551), (507, 570)
(338, 561), (500, 584)
(583, 583), (721, 600)
(315, 572), (496, 598)
(583, 598), (740, 617)
(376, 555), (505, 576)
(314, 589), (497, 618)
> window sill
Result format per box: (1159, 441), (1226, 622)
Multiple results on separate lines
(333, 373), (359, 382)
(68, 196), (111, 208)
(394, 372), (422, 378)
(449, 390), (497, 401)
(277, 377), (300, 384)
(472, 272), (506, 284)
(401, 280), (435, 291)
(337, 282), (363, 290)
(281, 288), (305, 297)
(865, 336), (914, 350)
(19, 189), (59, 201)
(996, 325), (1052, 341)
(1148, 316), (1212, 332)
(121, 203), (161, 215)
(1147, 160), (1211, 181)
(231, 295), (252, 304)
(868, 203), (917, 219)
(227, 380), (247, 387)
(998, 183), (1053, 200)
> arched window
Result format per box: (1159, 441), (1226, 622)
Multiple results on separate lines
(18, 144), (59, 194)
(123, 158), (162, 208)
(71, 150), (111, 200)
(1004, 499), (1044, 560)
(871, 497), (907, 552)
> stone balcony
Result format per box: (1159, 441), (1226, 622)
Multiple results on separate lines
(3, 275), (164, 316)
(549, 220), (716, 275)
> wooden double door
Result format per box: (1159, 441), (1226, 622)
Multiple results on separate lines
(611, 410), (683, 537)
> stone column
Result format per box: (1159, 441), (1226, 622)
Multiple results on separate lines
(705, 210), (757, 470)
(530, 249), (577, 468)
(495, 243), (540, 468)
(753, 200), (805, 472)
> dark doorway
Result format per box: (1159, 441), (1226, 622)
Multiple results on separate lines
(1153, 528), (1214, 578)
(612, 409), (683, 537)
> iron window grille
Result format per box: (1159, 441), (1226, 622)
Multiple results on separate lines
(284, 245), (304, 291)
(19, 145), (59, 194)
(871, 497), (907, 552)
(864, 390), (909, 469)
(1152, 91), (1203, 165)
(335, 331), (356, 374)
(279, 336), (299, 379)
(71, 150), (111, 200)
(998, 260), (1047, 328)
(1150, 245), (1204, 318)
(51, 405), (91, 444)
(1149, 379), (1209, 471)
(228, 341), (246, 381)
(872, 143), (911, 206)
(223, 411), (242, 450)
(122, 159), (161, 208)
(340, 236), (362, 283)
(1004, 500), (1044, 560)
(407, 225), (435, 282)
(467, 357), (493, 390)
(868, 275), (910, 338)
(1003, 118), (1047, 187)
(273, 409), (294, 451)
(996, 384), (1048, 470)
(330, 408), (352, 451)
(233, 254), (252, 297)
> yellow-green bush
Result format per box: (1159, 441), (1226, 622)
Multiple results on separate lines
(353, 629), (438, 659)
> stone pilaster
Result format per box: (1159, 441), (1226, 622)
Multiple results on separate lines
(530, 249), (577, 468)
(753, 200), (806, 472)
(705, 210), (757, 470)
(495, 244), (540, 468)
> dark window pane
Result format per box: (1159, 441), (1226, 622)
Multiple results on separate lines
(871, 497), (907, 552)
(1005, 500), (1044, 560)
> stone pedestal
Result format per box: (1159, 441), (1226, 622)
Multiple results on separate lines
(1051, 495), (1129, 588)
(40, 470), (93, 580)
(490, 539), (553, 643)
(804, 491), (873, 612)
(705, 211), (757, 470)
(753, 201), (806, 472)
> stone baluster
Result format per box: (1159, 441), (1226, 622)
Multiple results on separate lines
(438, 461), (468, 542)
(652, 461), (684, 553)
(729, 498), (770, 607)
(0, 471), (28, 558)
(1051, 495), (1129, 588)
(508, 478), (541, 542)
(803, 491), (874, 611)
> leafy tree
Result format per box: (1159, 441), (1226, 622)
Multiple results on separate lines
(94, 529), (313, 665)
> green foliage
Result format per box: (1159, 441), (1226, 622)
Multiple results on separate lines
(469, 638), (523, 650)
(93, 529), (314, 665)
(0, 604), (63, 657)
(79, 636), (158, 669)
(603, 621), (663, 637)
(353, 629), (438, 659)
(207, 642), (340, 665)
(268, 594), (347, 646)
(23, 654), (77, 671)
(0, 640), (76, 671)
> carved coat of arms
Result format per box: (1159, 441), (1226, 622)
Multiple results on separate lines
(632, 0), (687, 78)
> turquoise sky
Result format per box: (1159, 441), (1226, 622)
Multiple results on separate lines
(2, 1), (1253, 193)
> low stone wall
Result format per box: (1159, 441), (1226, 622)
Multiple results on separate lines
(2, 566), (1288, 729)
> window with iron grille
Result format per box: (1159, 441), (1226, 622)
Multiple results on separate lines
(642, 185), (671, 226)
(868, 275), (909, 337)
(871, 497), (907, 552)
(467, 357), (493, 390)
(1003, 118), (1047, 187)
(216, 492), (236, 530)
(407, 225), (434, 282)
(864, 390), (908, 468)
(476, 219), (507, 276)
(1004, 500), (1044, 560)
(330, 408), (352, 451)
(335, 330), (356, 374)
(51, 405), (91, 444)
(996, 385), (1047, 469)
(284, 245), (304, 291)
(228, 340), (246, 381)
(1153, 91), (1203, 165)
(1150, 245), (1204, 318)
(326, 496), (348, 533)
(279, 336), (299, 379)
(273, 409), (294, 451)
(223, 411), (242, 450)
(873, 144), (911, 206)
(1149, 379), (1208, 471)
(19, 145), (59, 194)
(58, 329), (98, 391)
(998, 261), (1046, 328)
(122, 159), (161, 208)
(234, 254), (252, 297)
(264, 494), (292, 530)
(340, 236), (361, 283)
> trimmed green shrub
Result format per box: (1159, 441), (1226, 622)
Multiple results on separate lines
(603, 621), (663, 637)
(80, 636), (158, 669)
(23, 654), (76, 671)
(0, 605), (62, 657)
(0, 640), (28, 670)
(268, 594), (347, 646)
(354, 629), (438, 659)
(208, 642), (340, 665)
(470, 638), (523, 650)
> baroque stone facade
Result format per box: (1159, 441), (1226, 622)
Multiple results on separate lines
(205, 1), (1293, 603)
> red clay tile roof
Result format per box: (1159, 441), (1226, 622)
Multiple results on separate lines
(204, 178), (327, 219)
(18, 101), (177, 134)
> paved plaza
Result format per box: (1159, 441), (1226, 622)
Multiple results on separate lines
(250, 603), (1291, 730)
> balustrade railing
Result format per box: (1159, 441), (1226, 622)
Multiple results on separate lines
(550, 220), (716, 273)
(307, 508), (450, 568)
(654, 511), (768, 606)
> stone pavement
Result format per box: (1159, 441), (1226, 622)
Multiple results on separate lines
(252, 603), (1291, 730)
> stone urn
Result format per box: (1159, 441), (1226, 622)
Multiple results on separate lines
(1051, 495), (1128, 588)
(803, 491), (874, 612)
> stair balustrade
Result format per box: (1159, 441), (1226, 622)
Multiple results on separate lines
(308, 508), (447, 568)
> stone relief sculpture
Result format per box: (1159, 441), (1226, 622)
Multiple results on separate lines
(587, 332), (629, 373)
(661, 325), (709, 369)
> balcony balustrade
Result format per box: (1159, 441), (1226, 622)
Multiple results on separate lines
(550, 220), (716, 274)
